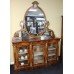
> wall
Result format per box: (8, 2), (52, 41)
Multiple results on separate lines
(10, 0), (63, 64)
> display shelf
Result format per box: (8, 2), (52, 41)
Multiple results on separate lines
(34, 52), (43, 56)
(34, 60), (44, 64)
(48, 56), (56, 61)
(18, 52), (28, 55)
(48, 47), (56, 50)
(19, 58), (28, 62)
(48, 54), (56, 56)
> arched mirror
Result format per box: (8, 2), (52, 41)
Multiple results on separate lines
(24, 1), (47, 36)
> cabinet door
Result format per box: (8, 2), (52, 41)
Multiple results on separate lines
(16, 43), (30, 69)
(47, 41), (58, 64)
(32, 42), (45, 66)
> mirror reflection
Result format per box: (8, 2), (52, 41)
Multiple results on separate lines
(25, 2), (46, 36)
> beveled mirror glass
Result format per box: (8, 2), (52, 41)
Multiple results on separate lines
(24, 1), (47, 36)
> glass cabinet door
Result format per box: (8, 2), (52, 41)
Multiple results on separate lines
(17, 46), (29, 67)
(47, 43), (57, 62)
(33, 44), (45, 65)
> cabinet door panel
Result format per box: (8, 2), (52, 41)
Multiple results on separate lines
(47, 41), (58, 63)
(16, 45), (30, 68)
(32, 42), (45, 66)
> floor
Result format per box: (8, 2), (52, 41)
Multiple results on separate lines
(10, 61), (63, 74)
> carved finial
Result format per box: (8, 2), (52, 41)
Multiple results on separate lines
(32, 1), (39, 5)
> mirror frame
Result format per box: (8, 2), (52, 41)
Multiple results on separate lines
(23, 1), (49, 37)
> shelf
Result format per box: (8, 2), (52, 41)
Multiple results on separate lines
(48, 54), (56, 56)
(48, 47), (56, 50)
(18, 52), (28, 55)
(34, 60), (44, 64)
(48, 50), (56, 54)
(34, 55), (43, 59)
(34, 52), (43, 56)
(48, 56), (56, 61)
(48, 58), (56, 61)
(19, 58), (28, 61)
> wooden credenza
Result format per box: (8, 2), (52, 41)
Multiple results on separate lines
(12, 38), (60, 70)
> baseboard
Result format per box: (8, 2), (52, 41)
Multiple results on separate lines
(10, 61), (14, 65)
